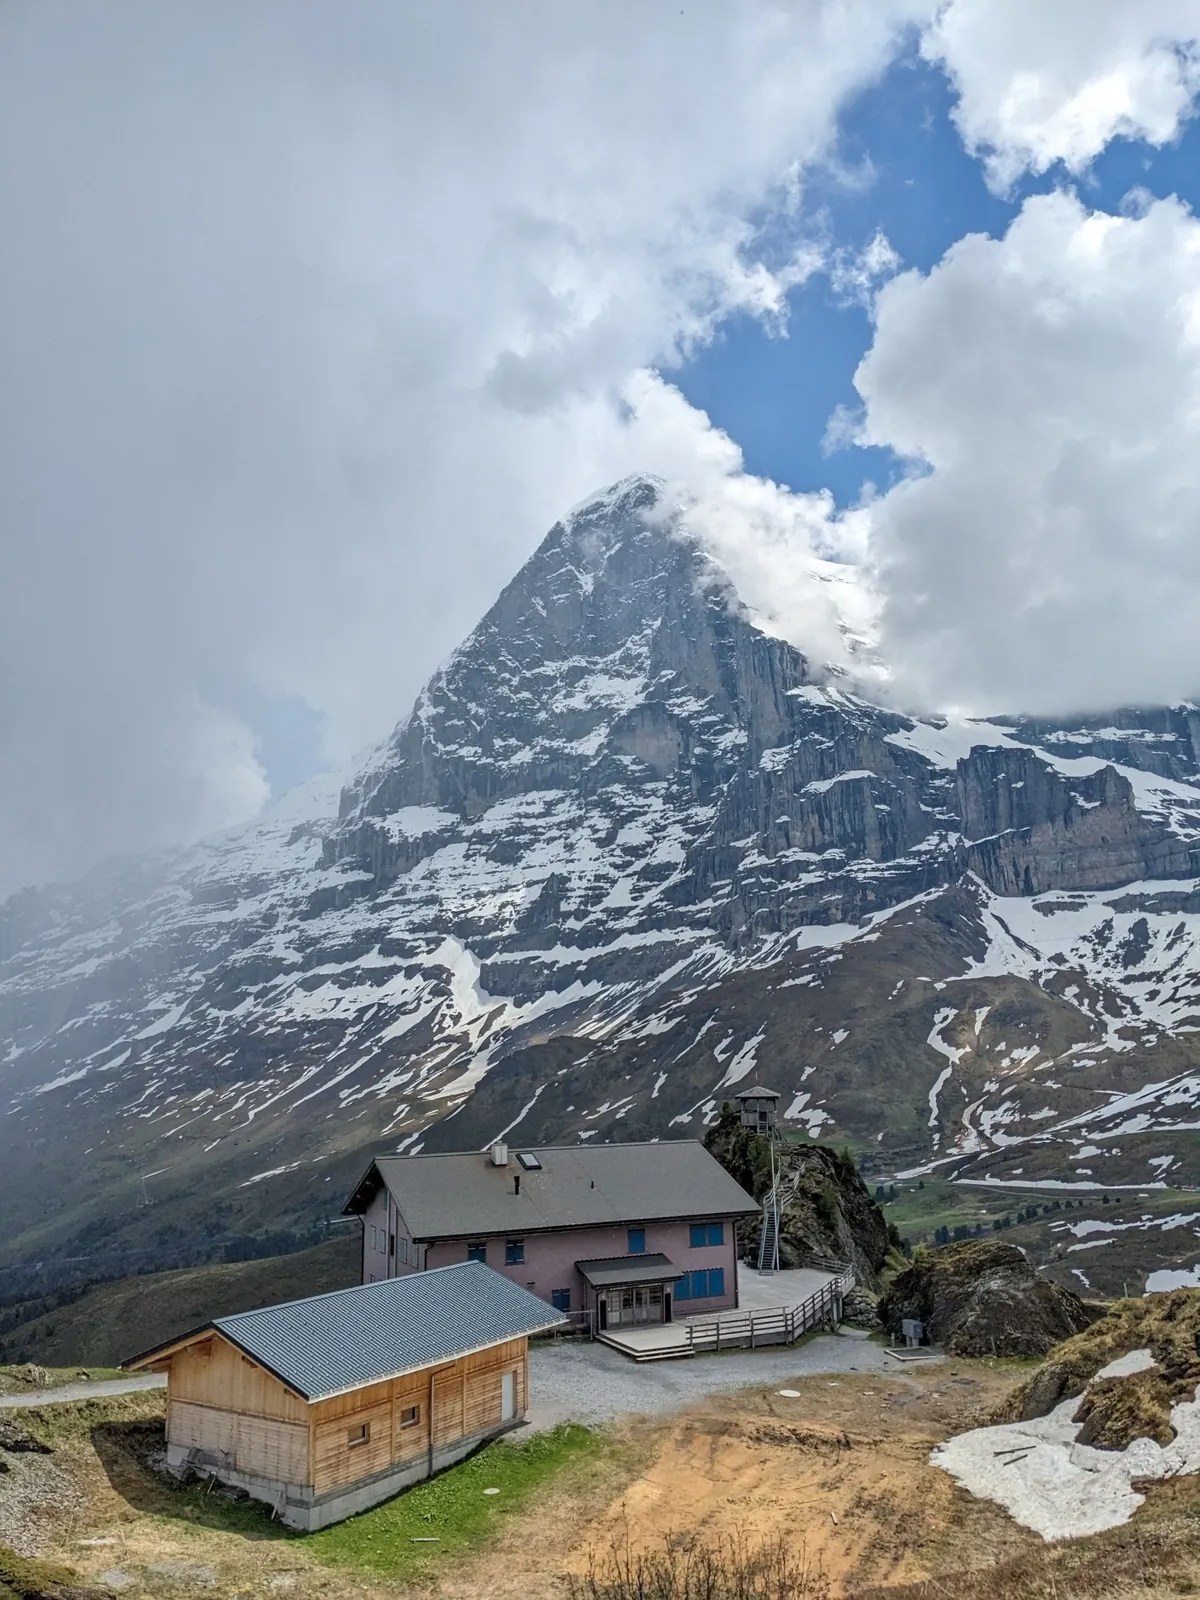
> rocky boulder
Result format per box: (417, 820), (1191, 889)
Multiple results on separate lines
(879, 1239), (1100, 1357)
(1001, 1288), (1200, 1450)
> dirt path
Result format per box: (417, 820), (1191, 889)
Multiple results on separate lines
(0, 1374), (165, 1408)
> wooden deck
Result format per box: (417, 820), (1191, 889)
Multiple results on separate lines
(598, 1264), (850, 1361)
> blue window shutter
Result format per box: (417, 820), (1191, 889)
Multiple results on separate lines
(708, 1222), (724, 1247)
(689, 1223), (705, 1248)
(709, 1267), (725, 1297)
(628, 1228), (646, 1255)
(551, 1288), (571, 1312)
(505, 1238), (525, 1265)
(467, 1241), (487, 1263)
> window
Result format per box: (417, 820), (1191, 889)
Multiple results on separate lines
(505, 1238), (525, 1265)
(369, 1225), (378, 1250)
(347, 1422), (370, 1447)
(467, 1240), (487, 1263)
(551, 1288), (571, 1312)
(676, 1267), (726, 1300)
(689, 1221), (725, 1248)
(398, 1236), (409, 1264)
(627, 1227), (646, 1255)
(399, 1404), (420, 1429)
(389, 1233), (396, 1259)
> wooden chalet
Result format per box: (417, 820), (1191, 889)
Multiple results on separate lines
(123, 1260), (564, 1530)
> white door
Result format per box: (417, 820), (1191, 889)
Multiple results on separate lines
(501, 1370), (516, 1421)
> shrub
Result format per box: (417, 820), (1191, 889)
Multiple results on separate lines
(570, 1531), (830, 1600)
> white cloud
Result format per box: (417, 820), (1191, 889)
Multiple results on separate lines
(0, 0), (928, 893)
(622, 373), (874, 670)
(924, 0), (1200, 190)
(828, 229), (903, 307)
(856, 188), (1200, 715)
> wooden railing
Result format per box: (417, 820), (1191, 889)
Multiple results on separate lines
(682, 1273), (852, 1354)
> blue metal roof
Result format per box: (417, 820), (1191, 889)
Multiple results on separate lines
(209, 1261), (564, 1401)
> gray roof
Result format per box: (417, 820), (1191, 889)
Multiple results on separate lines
(732, 1085), (779, 1099)
(345, 1139), (758, 1239)
(127, 1262), (563, 1400)
(576, 1253), (683, 1288)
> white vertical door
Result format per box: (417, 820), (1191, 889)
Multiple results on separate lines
(501, 1370), (516, 1421)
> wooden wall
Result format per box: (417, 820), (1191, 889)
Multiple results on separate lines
(309, 1336), (528, 1496)
(162, 1332), (529, 1496)
(167, 1335), (309, 1483)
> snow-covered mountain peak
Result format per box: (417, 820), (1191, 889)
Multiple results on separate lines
(5, 479), (1200, 1297)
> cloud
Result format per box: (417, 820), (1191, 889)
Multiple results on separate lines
(856, 188), (1200, 715)
(924, 0), (1200, 191)
(0, 0), (929, 894)
(620, 373), (874, 671)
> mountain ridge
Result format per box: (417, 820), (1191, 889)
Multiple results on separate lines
(3, 475), (1200, 1296)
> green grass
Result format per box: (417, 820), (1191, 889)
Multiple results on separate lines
(306, 1423), (599, 1579)
(0, 1363), (123, 1389)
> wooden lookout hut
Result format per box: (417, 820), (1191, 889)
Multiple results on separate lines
(733, 1085), (779, 1135)
(123, 1261), (564, 1530)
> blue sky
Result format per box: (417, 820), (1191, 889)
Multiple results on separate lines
(676, 42), (1200, 509)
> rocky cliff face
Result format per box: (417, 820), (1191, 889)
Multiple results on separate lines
(3, 475), (1200, 1290)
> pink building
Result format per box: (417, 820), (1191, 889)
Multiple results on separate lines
(343, 1140), (758, 1331)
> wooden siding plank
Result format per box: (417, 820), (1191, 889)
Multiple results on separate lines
(170, 1401), (307, 1483)
(168, 1336), (307, 1423)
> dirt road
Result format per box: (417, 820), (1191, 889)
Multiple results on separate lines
(0, 1374), (165, 1408)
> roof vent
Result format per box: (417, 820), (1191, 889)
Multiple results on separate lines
(490, 1142), (509, 1167)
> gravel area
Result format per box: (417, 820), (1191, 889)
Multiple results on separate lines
(522, 1331), (899, 1432)
(0, 1448), (88, 1556)
(0, 1374), (165, 1408)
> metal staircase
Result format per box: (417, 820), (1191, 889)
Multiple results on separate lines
(757, 1167), (797, 1273)
(757, 1186), (780, 1273)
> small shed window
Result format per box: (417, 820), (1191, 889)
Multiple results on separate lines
(505, 1238), (525, 1265)
(348, 1422), (370, 1447)
(399, 1404), (420, 1428)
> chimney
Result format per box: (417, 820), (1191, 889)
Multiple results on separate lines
(490, 1142), (508, 1167)
(514, 1174), (520, 1196)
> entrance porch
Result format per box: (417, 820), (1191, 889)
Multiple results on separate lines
(576, 1253), (683, 1332)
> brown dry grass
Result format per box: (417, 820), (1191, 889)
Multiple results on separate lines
(563, 1366), (1039, 1599)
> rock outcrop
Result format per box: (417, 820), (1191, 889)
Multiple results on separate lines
(777, 1144), (892, 1288)
(879, 1239), (1100, 1357)
(704, 1109), (891, 1290)
(1002, 1289), (1200, 1450)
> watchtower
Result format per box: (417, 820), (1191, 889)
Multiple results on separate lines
(733, 1085), (779, 1135)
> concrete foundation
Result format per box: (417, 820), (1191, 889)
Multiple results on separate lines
(167, 1416), (523, 1531)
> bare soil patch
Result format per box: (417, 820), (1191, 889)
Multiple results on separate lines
(565, 1365), (1038, 1598)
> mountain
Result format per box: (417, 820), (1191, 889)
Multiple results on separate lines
(3, 474), (1200, 1297)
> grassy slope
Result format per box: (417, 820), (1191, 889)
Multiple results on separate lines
(0, 1233), (358, 1368)
(12, 1390), (614, 1599)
